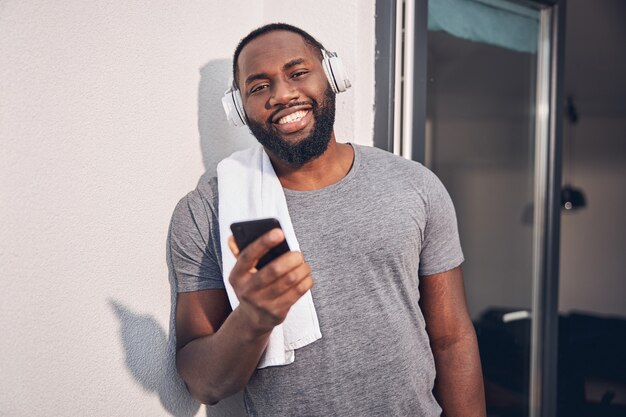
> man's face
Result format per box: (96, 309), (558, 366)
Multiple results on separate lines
(236, 30), (336, 166)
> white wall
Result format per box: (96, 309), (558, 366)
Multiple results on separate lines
(0, 2), (375, 416)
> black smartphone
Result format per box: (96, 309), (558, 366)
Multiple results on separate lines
(230, 218), (291, 269)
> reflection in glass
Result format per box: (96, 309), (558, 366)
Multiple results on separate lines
(426, 1), (541, 416)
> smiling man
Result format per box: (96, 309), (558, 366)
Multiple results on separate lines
(169, 23), (486, 416)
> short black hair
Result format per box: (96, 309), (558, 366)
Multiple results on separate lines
(232, 23), (325, 89)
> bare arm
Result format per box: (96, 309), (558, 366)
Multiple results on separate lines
(175, 229), (314, 404)
(419, 266), (486, 417)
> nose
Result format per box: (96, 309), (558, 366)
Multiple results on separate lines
(269, 78), (299, 107)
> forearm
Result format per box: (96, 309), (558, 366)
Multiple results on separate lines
(176, 307), (271, 404)
(431, 328), (486, 417)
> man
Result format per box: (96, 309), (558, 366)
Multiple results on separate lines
(170, 23), (485, 416)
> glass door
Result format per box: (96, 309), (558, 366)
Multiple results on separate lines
(374, 1), (565, 416)
(427, 1), (539, 415)
(423, 1), (563, 417)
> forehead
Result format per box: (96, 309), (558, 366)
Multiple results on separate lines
(237, 30), (318, 79)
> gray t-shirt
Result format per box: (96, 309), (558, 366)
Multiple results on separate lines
(169, 144), (464, 416)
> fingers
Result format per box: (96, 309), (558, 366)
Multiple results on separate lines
(228, 228), (314, 329)
(272, 274), (315, 311)
(248, 251), (305, 290)
(242, 271), (314, 326)
(230, 228), (284, 276)
(288, 274), (314, 298)
(237, 273), (315, 332)
(228, 235), (240, 257)
(233, 250), (314, 312)
(253, 257), (311, 295)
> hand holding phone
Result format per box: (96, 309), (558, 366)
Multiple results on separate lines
(228, 218), (313, 334)
(230, 218), (291, 269)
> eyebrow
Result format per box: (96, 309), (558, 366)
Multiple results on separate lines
(244, 58), (307, 86)
(283, 58), (305, 70)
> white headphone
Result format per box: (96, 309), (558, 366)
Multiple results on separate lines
(222, 49), (351, 127)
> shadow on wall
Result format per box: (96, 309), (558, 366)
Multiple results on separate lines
(197, 59), (257, 182)
(108, 225), (246, 416)
(109, 59), (253, 417)
(109, 299), (199, 417)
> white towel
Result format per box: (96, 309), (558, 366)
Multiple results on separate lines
(216, 144), (322, 368)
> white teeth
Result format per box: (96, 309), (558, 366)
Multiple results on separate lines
(278, 110), (307, 125)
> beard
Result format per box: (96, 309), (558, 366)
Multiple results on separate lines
(246, 87), (335, 167)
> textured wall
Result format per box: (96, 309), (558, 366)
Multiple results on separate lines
(0, 1), (375, 416)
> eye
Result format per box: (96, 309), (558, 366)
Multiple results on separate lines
(250, 83), (269, 95)
(291, 70), (308, 79)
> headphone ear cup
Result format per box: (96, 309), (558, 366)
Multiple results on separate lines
(322, 52), (351, 94)
(221, 88), (247, 127)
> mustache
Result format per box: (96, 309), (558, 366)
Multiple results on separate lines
(267, 100), (316, 124)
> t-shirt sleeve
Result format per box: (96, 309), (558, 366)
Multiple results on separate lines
(168, 189), (225, 292)
(418, 169), (464, 276)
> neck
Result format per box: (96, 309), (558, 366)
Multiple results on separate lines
(265, 133), (355, 191)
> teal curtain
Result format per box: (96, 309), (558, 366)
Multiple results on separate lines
(428, 0), (539, 53)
